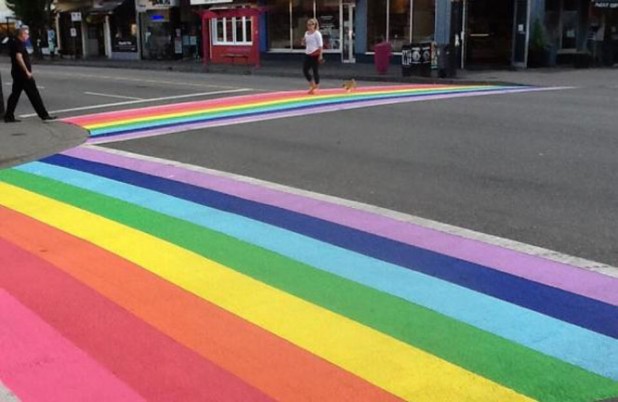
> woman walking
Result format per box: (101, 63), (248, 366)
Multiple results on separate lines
(301, 18), (323, 95)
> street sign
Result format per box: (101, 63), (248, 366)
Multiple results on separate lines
(71, 12), (82, 22)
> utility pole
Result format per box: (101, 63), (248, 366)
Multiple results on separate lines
(0, 69), (5, 117)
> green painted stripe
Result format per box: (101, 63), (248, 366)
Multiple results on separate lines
(2, 168), (618, 402)
(92, 86), (506, 134)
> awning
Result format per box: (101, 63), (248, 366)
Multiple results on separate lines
(88, 0), (124, 14)
(594, 0), (618, 8)
(53, 0), (89, 13)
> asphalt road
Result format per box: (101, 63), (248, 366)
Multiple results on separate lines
(3, 64), (617, 266)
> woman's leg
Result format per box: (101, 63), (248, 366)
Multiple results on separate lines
(303, 55), (313, 82)
(312, 57), (320, 85)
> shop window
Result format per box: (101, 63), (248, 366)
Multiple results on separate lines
(212, 17), (252, 45)
(317, 0), (340, 50)
(110, 0), (137, 53)
(389, 0), (410, 51)
(412, 0), (435, 43)
(141, 10), (172, 60)
(267, 0), (292, 49)
(367, 0), (388, 51)
(292, 0), (314, 49)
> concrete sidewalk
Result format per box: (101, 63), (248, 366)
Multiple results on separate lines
(28, 55), (618, 87)
(0, 120), (88, 169)
(31, 55), (524, 86)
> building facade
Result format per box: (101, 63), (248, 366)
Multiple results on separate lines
(53, 0), (618, 67)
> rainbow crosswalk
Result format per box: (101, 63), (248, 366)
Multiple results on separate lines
(64, 84), (544, 144)
(1, 85), (617, 401)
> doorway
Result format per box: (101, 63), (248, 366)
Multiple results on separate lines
(464, 0), (514, 66)
(341, 2), (355, 63)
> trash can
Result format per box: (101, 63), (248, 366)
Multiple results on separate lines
(437, 44), (457, 78)
(402, 42), (432, 77)
(374, 41), (392, 75)
(401, 44), (413, 76)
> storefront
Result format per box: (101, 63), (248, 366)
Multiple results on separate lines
(109, 0), (139, 59)
(439, 0), (531, 68)
(136, 0), (182, 59)
(262, 0), (435, 62)
(588, 0), (618, 65)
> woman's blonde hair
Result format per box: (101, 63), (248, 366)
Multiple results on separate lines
(307, 18), (319, 30)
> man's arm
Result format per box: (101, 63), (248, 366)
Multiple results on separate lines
(15, 53), (32, 79)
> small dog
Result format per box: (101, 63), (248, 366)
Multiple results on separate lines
(342, 79), (357, 92)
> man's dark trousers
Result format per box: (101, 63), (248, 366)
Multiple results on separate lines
(4, 75), (48, 119)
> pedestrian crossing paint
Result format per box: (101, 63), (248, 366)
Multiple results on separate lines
(64, 84), (544, 144)
(1, 85), (618, 401)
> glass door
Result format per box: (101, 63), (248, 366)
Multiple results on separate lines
(341, 2), (356, 63)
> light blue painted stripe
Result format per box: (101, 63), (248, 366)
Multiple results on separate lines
(89, 86), (520, 136)
(17, 161), (618, 380)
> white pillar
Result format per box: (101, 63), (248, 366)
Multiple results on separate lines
(104, 15), (112, 58)
(81, 21), (88, 58)
(55, 14), (62, 52)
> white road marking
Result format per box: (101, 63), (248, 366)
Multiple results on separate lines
(18, 88), (252, 118)
(84, 91), (144, 100)
(88, 144), (618, 279)
(4, 83), (45, 89)
(0, 382), (20, 402)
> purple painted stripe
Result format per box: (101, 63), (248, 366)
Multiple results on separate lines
(87, 88), (536, 144)
(63, 146), (618, 306)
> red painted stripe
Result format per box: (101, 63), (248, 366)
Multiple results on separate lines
(0, 237), (273, 402)
(64, 85), (441, 127)
(0, 289), (144, 402)
(0, 206), (402, 402)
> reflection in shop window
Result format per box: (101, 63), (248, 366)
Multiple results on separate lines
(317, 0), (340, 50)
(367, 0), (387, 51)
(215, 18), (224, 42)
(292, 0), (314, 49)
(412, 0), (435, 43)
(389, 0), (410, 51)
(267, 0), (292, 49)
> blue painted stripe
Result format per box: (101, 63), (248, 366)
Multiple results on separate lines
(41, 154), (618, 340)
(19, 160), (618, 380)
(90, 87), (524, 137)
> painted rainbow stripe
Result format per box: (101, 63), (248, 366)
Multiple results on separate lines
(63, 84), (543, 144)
(1, 85), (617, 401)
(1, 145), (618, 401)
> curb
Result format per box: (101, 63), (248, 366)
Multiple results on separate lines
(31, 58), (524, 88)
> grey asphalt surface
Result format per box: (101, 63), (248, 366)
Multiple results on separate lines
(2, 63), (617, 266)
(0, 120), (87, 169)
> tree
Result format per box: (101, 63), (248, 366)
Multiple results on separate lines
(6, 0), (54, 55)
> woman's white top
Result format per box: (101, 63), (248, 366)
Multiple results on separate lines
(304, 31), (323, 55)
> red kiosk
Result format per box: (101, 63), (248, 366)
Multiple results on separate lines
(200, 7), (261, 68)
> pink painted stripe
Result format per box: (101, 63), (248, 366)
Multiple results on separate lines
(63, 146), (618, 306)
(64, 85), (442, 126)
(87, 89), (528, 144)
(0, 289), (144, 402)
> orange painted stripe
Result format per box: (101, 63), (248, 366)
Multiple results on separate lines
(0, 206), (402, 402)
(64, 85), (444, 127)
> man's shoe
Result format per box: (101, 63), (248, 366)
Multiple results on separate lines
(4, 117), (20, 123)
(41, 115), (57, 121)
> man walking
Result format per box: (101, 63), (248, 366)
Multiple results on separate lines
(4, 26), (56, 123)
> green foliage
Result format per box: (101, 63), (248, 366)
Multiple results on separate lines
(529, 18), (548, 51)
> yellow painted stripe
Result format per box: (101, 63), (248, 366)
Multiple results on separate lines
(83, 85), (488, 130)
(0, 182), (534, 402)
